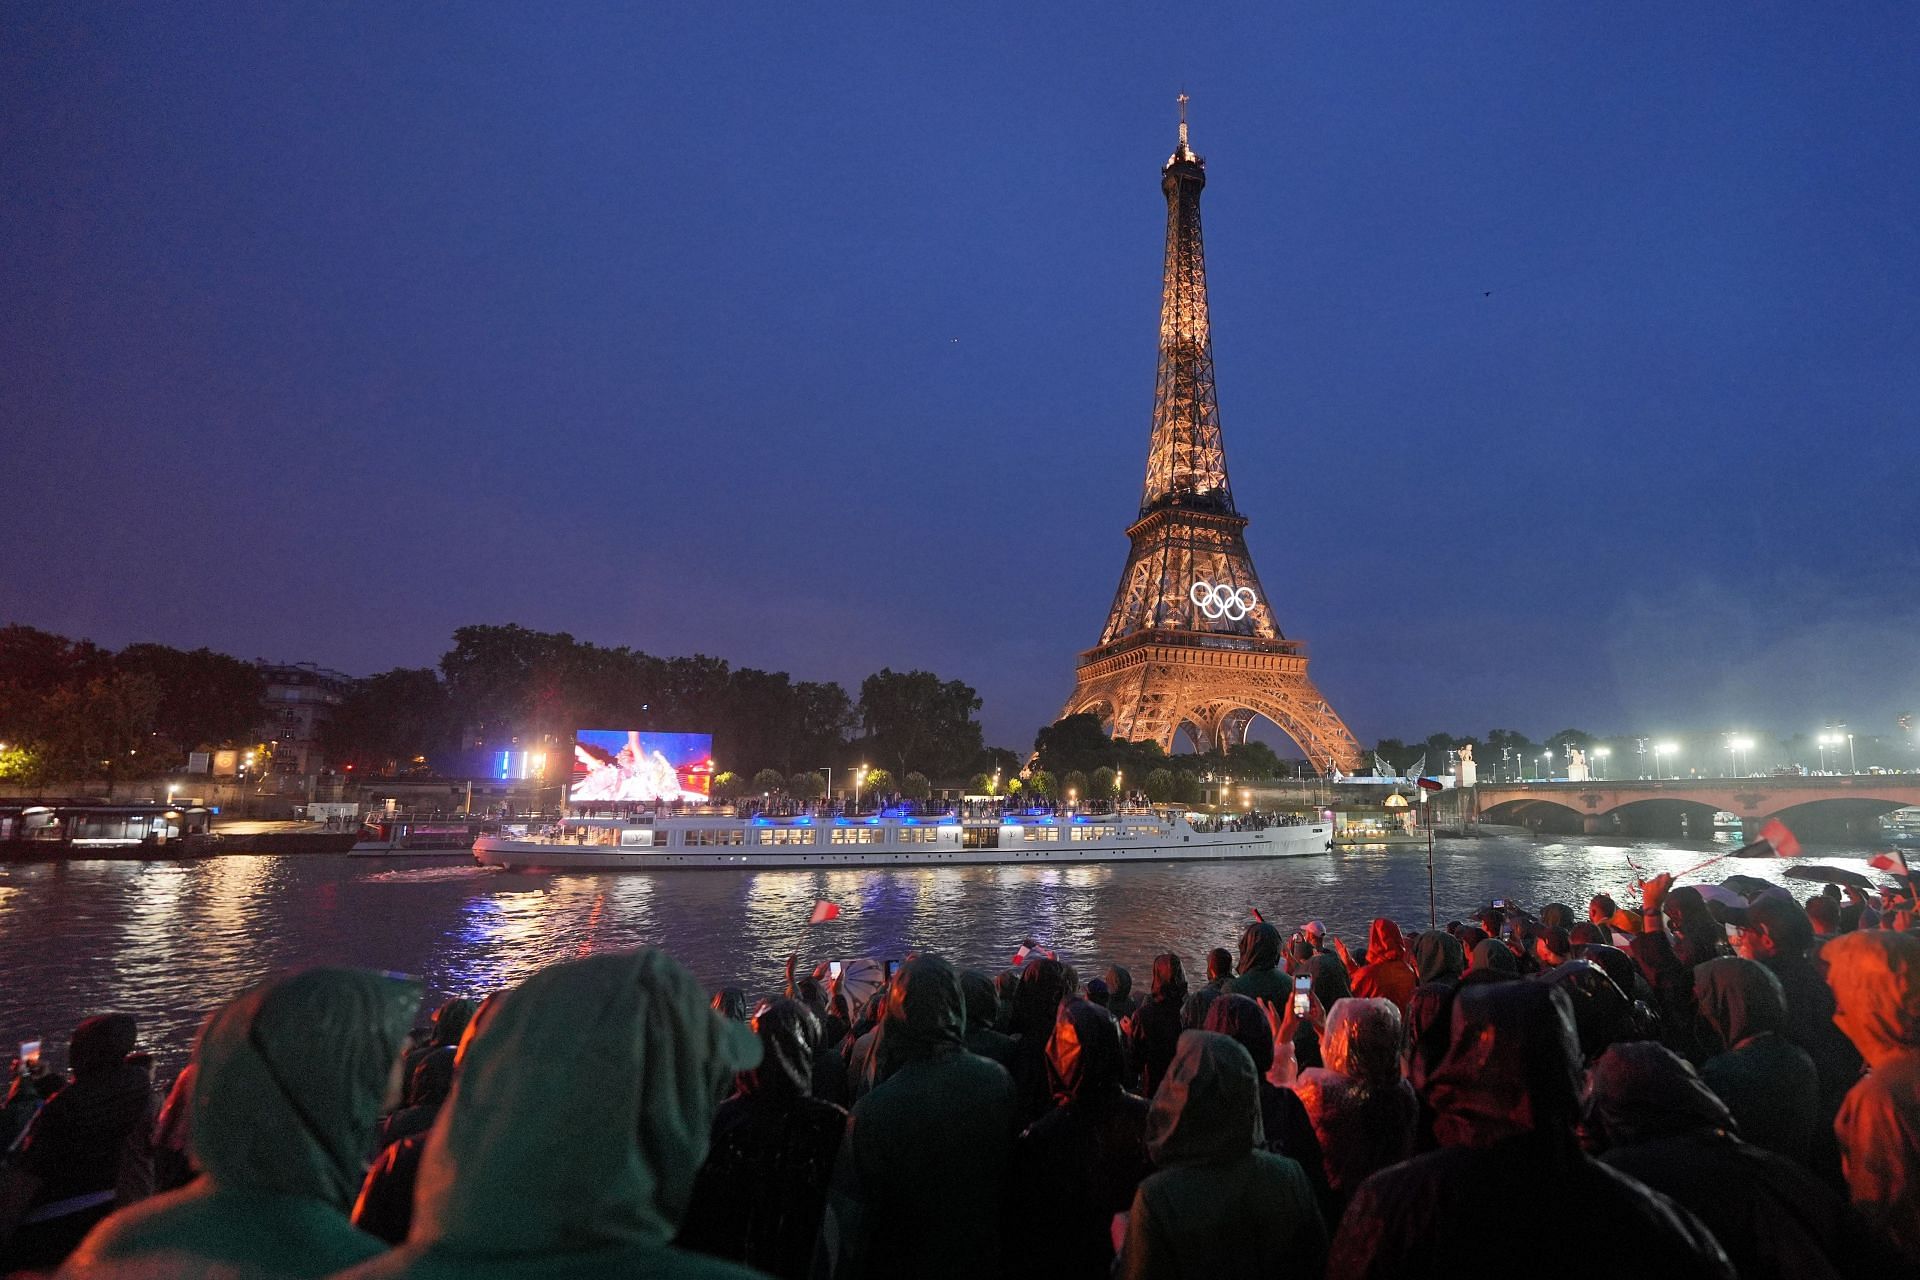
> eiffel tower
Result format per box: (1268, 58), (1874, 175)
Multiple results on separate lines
(1059, 98), (1363, 771)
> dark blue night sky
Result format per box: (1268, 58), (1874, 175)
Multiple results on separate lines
(4, 5), (1917, 751)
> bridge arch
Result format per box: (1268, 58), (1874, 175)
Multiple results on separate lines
(1480, 797), (1588, 835)
(1762, 797), (1909, 841)
(1607, 798), (1722, 840)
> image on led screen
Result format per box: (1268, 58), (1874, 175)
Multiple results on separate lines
(569, 730), (713, 803)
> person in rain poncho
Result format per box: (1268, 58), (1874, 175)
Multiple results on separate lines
(337, 949), (764, 1280)
(1693, 956), (1821, 1167)
(1590, 1041), (1889, 1280)
(1327, 981), (1734, 1279)
(1124, 955), (1188, 1101)
(1411, 930), (1466, 988)
(959, 970), (1017, 1071)
(1347, 919), (1417, 1014)
(1, 1015), (154, 1270)
(1292, 997), (1415, 1208)
(1823, 929), (1920, 1264)
(1007, 958), (1074, 1126)
(1012, 998), (1151, 1279)
(815, 953), (1015, 1280)
(60, 969), (420, 1280)
(1227, 922), (1288, 1007)
(1199, 995), (1332, 1219)
(679, 998), (847, 1280)
(1114, 1031), (1325, 1280)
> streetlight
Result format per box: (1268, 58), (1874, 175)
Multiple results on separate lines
(1654, 742), (1678, 779)
(820, 766), (833, 808)
(1841, 724), (1856, 774)
(1592, 747), (1610, 780)
(1727, 735), (1753, 777)
(1539, 751), (1553, 781)
(853, 764), (869, 812)
(1067, 787), (1077, 812)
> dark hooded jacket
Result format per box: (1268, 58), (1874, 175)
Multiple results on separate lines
(959, 970), (1017, 1070)
(1125, 954), (1188, 1101)
(1105, 966), (1140, 1022)
(1757, 927), (1865, 1151)
(401, 998), (474, 1087)
(1412, 930), (1466, 986)
(679, 999), (848, 1280)
(1291, 954), (1352, 1072)
(1534, 959), (1634, 1063)
(378, 1045), (456, 1150)
(7, 1015), (153, 1269)
(1459, 938), (1519, 987)
(1227, 922), (1289, 1007)
(1694, 957), (1822, 1167)
(815, 955), (1015, 1280)
(333, 950), (765, 1280)
(1593, 1041), (1888, 1280)
(63, 970), (419, 1280)
(1013, 999), (1152, 1279)
(1007, 958), (1074, 1125)
(1116, 1032), (1325, 1280)
(1327, 982), (1735, 1280)
(1349, 919), (1417, 1013)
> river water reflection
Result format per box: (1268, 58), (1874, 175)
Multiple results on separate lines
(0, 833), (1885, 1070)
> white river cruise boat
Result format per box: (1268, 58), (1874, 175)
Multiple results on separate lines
(471, 808), (1331, 872)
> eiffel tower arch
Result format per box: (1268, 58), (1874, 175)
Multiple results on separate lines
(1059, 99), (1363, 773)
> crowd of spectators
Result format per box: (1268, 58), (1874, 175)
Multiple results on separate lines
(1, 866), (1916, 1278)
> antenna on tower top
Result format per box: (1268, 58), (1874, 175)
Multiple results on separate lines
(1177, 92), (1189, 149)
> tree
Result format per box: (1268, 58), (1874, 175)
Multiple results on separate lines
(711, 770), (744, 800)
(1172, 770), (1202, 806)
(1089, 765), (1118, 801)
(321, 668), (452, 774)
(901, 771), (931, 801)
(751, 768), (786, 795)
(788, 771), (827, 800)
(1224, 740), (1282, 779)
(1027, 769), (1056, 800)
(860, 767), (895, 802)
(1032, 714), (1119, 777)
(968, 772), (997, 795)
(1062, 769), (1090, 801)
(114, 644), (265, 749)
(1546, 728), (1595, 757)
(1144, 767), (1175, 803)
(856, 669), (983, 781)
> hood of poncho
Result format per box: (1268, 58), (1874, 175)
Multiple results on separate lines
(1426, 981), (1581, 1149)
(1591, 1040), (1734, 1145)
(1693, 956), (1788, 1051)
(1413, 930), (1466, 984)
(191, 968), (420, 1208)
(1823, 929), (1920, 1068)
(411, 949), (760, 1254)
(1145, 1031), (1263, 1167)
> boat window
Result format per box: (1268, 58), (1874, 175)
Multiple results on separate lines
(1022, 827), (1060, 842)
(685, 828), (746, 846)
(1070, 826), (1106, 842)
(962, 827), (998, 849)
(830, 828), (878, 845)
(618, 829), (656, 847)
(894, 827), (938, 844)
(758, 828), (816, 846)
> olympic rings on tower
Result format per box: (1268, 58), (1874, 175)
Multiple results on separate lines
(1189, 580), (1257, 621)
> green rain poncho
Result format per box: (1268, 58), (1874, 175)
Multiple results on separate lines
(338, 948), (767, 1280)
(61, 967), (421, 1279)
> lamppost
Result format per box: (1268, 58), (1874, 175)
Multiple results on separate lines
(1592, 747), (1610, 780)
(820, 766), (833, 809)
(1817, 733), (1832, 773)
(1067, 787), (1077, 813)
(853, 764), (869, 813)
(1115, 770), (1124, 808)
(1727, 735), (1753, 777)
(1842, 725), (1856, 774)
(1539, 751), (1553, 781)
(1654, 742), (1677, 779)
(1635, 737), (1649, 779)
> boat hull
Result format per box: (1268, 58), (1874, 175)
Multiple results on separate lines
(473, 822), (1332, 872)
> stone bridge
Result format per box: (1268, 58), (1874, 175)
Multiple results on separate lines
(1471, 776), (1920, 840)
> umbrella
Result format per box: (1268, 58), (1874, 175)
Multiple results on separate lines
(1719, 874), (1776, 898)
(835, 957), (886, 1016)
(1782, 865), (1880, 892)
(1683, 884), (1746, 908)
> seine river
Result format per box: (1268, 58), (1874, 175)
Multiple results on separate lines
(0, 834), (1884, 1071)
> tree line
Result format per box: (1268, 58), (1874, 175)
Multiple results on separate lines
(0, 625), (265, 785)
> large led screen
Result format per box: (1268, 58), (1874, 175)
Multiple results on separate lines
(569, 730), (713, 803)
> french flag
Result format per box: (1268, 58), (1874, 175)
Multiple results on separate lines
(1758, 818), (1803, 859)
(808, 900), (842, 925)
(1868, 850), (1911, 876)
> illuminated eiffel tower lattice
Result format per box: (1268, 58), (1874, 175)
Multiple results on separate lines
(1058, 97), (1363, 770)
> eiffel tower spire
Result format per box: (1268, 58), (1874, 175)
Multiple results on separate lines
(1056, 99), (1363, 770)
(1143, 94), (1231, 515)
